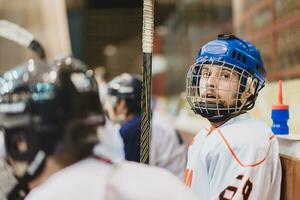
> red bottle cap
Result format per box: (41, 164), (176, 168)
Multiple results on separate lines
(272, 80), (289, 110)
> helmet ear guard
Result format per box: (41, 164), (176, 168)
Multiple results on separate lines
(241, 76), (258, 99)
(249, 78), (258, 96)
(244, 77), (252, 96)
(242, 77), (264, 111)
(237, 76), (258, 112)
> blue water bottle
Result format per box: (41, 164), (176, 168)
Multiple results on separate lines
(271, 80), (289, 135)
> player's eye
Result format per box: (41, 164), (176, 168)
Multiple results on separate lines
(220, 71), (231, 80)
(201, 69), (209, 77)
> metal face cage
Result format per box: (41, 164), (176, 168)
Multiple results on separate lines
(186, 59), (254, 121)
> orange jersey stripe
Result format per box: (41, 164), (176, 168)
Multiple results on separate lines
(184, 169), (193, 187)
(189, 136), (196, 146)
(217, 129), (273, 168)
(205, 126), (216, 136)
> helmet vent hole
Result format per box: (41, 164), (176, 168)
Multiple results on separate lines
(237, 52), (241, 60)
(242, 55), (247, 63)
(232, 50), (236, 58)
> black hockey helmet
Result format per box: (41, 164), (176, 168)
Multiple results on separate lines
(108, 73), (142, 99)
(0, 57), (105, 199)
(107, 73), (142, 115)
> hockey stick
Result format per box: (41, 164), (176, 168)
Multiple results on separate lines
(0, 20), (46, 59)
(140, 0), (154, 164)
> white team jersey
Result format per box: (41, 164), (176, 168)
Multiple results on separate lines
(25, 159), (197, 200)
(185, 113), (281, 200)
(106, 161), (197, 200)
(25, 117), (196, 200)
(93, 118), (125, 163)
(25, 158), (111, 200)
(150, 112), (187, 179)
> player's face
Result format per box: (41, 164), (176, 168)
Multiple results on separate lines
(104, 95), (127, 123)
(6, 134), (30, 178)
(198, 64), (240, 107)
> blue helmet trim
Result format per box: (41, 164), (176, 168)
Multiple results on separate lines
(196, 35), (266, 88)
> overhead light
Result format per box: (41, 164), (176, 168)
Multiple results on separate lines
(104, 45), (117, 56)
(156, 26), (169, 36)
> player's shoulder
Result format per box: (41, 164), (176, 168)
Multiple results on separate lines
(26, 158), (111, 200)
(207, 115), (278, 167)
(193, 127), (210, 140)
(56, 157), (112, 176)
(186, 128), (209, 147)
(111, 161), (180, 183)
(107, 161), (197, 200)
(217, 113), (275, 150)
(223, 113), (271, 136)
(152, 112), (175, 132)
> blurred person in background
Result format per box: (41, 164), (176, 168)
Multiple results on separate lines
(173, 92), (209, 146)
(93, 66), (126, 162)
(94, 66), (109, 104)
(151, 98), (188, 179)
(105, 73), (187, 178)
(0, 57), (196, 200)
(185, 34), (281, 199)
(0, 131), (16, 200)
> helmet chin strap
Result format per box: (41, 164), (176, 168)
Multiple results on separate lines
(207, 113), (231, 123)
(7, 150), (46, 200)
(195, 108), (231, 123)
(192, 102), (244, 123)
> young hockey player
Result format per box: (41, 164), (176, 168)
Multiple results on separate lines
(105, 73), (187, 178)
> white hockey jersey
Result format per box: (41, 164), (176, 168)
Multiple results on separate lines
(150, 112), (187, 179)
(25, 119), (196, 200)
(25, 159), (197, 200)
(185, 113), (281, 200)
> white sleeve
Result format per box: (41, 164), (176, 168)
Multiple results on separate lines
(150, 116), (187, 179)
(93, 118), (125, 163)
(106, 162), (197, 200)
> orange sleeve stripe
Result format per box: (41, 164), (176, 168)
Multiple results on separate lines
(205, 126), (216, 136)
(269, 134), (275, 141)
(184, 169), (193, 187)
(189, 136), (196, 146)
(216, 129), (272, 168)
